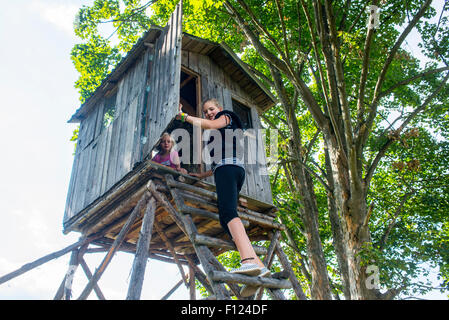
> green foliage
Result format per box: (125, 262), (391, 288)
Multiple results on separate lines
(368, 128), (449, 295)
(71, 35), (121, 103)
(70, 0), (449, 299)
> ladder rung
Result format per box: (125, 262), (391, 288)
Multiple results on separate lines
(210, 270), (292, 289)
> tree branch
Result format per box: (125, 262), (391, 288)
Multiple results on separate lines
(233, 0), (288, 64)
(274, 0), (291, 61)
(356, 1), (380, 127)
(364, 71), (449, 187)
(324, 0), (354, 147)
(377, 191), (415, 251)
(260, 114), (288, 140)
(378, 66), (449, 99)
(308, 0), (348, 160)
(363, 0), (433, 147)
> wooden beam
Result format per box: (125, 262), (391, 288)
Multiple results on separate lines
(256, 231), (283, 300)
(161, 279), (183, 300)
(63, 248), (80, 300)
(146, 180), (187, 236)
(275, 242), (307, 300)
(153, 221), (189, 286)
(126, 196), (156, 300)
(164, 174), (231, 300)
(210, 271), (292, 289)
(184, 255), (214, 295)
(53, 275), (66, 300)
(179, 191), (282, 230)
(77, 192), (150, 300)
(189, 266), (196, 300)
(166, 179), (277, 221)
(180, 74), (194, 89)
(0, 238), (86, 285)
(197, 243), (244, 300)
(194, 234), (267, 256)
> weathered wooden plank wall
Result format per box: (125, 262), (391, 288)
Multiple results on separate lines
(64, 3), (183, 224)
(143, 3), (182, 159)
(181, 51), (273, 205)
(64, 50), (150, 223)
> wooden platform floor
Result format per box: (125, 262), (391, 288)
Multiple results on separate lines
(63, 160), (280, 262)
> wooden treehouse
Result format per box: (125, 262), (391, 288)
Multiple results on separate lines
(0, 2), (304, 300)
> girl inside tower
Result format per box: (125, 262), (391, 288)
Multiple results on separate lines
(152, 132), (187, 174)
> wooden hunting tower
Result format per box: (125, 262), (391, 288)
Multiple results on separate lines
(0, 2), (304, 300)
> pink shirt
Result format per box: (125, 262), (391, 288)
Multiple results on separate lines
(152, 150), (179, 169)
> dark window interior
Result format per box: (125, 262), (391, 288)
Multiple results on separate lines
(232, 99), (253, 130)
(180, 70), (197, 117)
(102, 91), (117, 130)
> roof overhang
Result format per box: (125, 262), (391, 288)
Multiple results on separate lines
(181, 33), (276, 113)
(68, 27), (275, 123)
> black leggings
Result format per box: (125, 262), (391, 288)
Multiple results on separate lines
(214, 165), (246, 236)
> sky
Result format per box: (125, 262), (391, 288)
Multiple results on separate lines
(0, 0), (446, 300)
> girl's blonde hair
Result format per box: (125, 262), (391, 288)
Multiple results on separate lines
(202, 98), (222, 109)
(156, 132), (176, 152)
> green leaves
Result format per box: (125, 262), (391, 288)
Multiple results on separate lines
(71, 34), (121, 103)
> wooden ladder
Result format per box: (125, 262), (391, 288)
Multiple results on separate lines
(0, 172), (305, 300)
(161, 174), (302, 300)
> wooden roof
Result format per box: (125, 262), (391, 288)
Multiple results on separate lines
(68, 27), (275, 123)
(181, 33), (276, 112)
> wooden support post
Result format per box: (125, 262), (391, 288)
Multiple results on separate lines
(54, 275), (66, 300)
(189, 266), (196, 300)
(153, 221), (188, 286)
(266, 287), (287, 300)
(146, 181), (187, 236)
(63, 248), (80, 300)
(147, 183), (215, 296)
(0, 238), (86, 285)
(185, 255), (214, 296)
(275, 242), (307, 300)
(164, 174), (231, 300)
(184, 214), (232, 300)
(77, 192), (150, 300)
(197, 245), (243, 299)
(126, 197), (156, 300)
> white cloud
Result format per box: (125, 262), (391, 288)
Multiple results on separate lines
(28, 1), (80, 37)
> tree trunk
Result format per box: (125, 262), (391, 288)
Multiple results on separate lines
(324, 131), (380, 300)
(323, 143), (351, 299)
(271, 66), (332, 299)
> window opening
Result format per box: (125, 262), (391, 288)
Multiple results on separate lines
(103, 91), (117, 130)
(161, 68), (201, 174)
(232, 99), (253, 130)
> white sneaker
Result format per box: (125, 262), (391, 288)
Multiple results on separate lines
(259, 267), (271, 277)
(230, 263), (262, 277)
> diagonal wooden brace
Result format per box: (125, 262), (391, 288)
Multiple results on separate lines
(77, 192), (150, 300)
